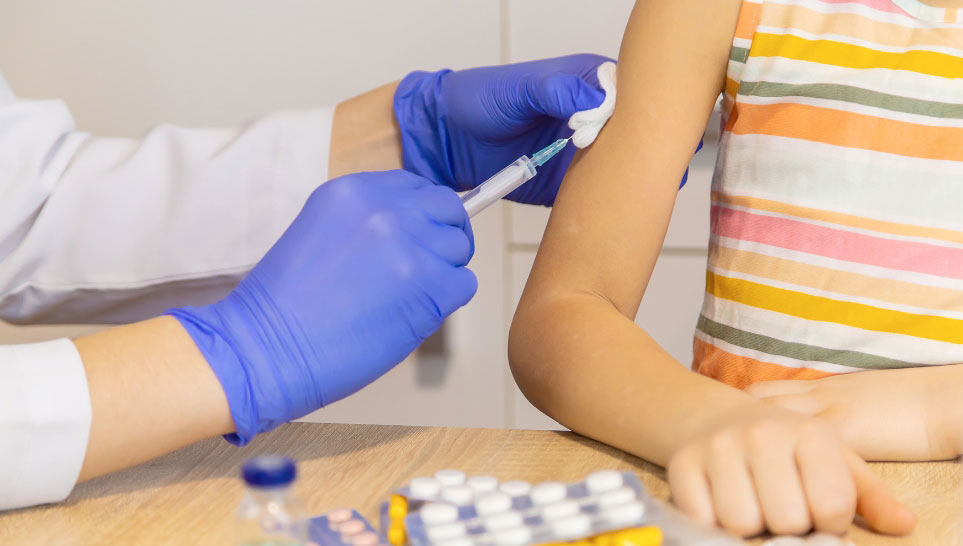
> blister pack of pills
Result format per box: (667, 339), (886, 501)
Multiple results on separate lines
(310, 508), (388, 546)
(381, 469), (741, 546)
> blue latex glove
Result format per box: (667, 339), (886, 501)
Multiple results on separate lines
(394, 54), (701, 206)
(168, 170), (477, 445)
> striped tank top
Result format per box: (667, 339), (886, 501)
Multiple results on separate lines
(693, 0), (963, 389)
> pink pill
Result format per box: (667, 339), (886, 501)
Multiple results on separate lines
(327, 508), (354, 530)
(352, 531), (380, 546)
(340, 519), (366, 537)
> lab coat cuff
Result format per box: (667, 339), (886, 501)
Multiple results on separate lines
(0, 339), (91, 510)
(273, 106), (335, 204)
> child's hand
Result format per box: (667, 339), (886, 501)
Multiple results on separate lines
(746, 366), (963, 461)
(667, 410), (916, 537)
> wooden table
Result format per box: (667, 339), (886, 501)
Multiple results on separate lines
(0, 423), (959, 545)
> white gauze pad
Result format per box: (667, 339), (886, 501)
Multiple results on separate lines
(568, 61), (617, 149)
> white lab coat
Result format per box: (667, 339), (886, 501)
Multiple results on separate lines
(0, 72), (334, 510)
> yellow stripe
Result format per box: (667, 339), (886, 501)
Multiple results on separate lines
(706, 271), (963, 345)
(712, 192), (963, 245)
(750, 33), (963, 79)
(725, 77), (740, 102)
(712, 246), (963, 314)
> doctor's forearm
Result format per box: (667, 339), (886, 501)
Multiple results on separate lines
(328, 81), (403, 178)
(74, 317), (234, 482)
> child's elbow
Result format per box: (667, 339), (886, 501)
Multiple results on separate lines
(508, 296), (556, 416)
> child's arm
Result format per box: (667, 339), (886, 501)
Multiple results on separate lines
(511, 0), (746, 468)
(747, 364), (963, 461)
(509, 0), (914, 536)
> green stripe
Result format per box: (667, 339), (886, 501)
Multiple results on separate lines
(730, 47), (749, 63)
(696, 315), (926, 370)
(739, 80), (963, 119)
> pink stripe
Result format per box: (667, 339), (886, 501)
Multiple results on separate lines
(817, 0), (906, 14)
(711, 205), (963, 280)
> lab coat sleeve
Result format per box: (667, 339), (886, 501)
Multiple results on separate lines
(0, 74), (334, 324)
(0, 339), (91, 510)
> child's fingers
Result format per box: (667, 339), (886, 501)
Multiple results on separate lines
(705, 437), (765, 536)
(667, 449), (716, 528)
(745, 379), (815, 399)
(795, 425), (857, 534)
(844, 449), (917, 535)
(747, 432), (812, 535)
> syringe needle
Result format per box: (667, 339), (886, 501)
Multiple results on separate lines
(531, 137), (572, 167)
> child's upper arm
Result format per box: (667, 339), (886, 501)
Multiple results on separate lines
(522, 0), (742, 316)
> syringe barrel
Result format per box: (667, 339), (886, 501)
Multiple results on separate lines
(461, 156), (537, 217)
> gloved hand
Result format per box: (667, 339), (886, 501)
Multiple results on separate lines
(395, 54), (609, 206)
(168, 170), (477, 445)
(394, 54), (701, 206)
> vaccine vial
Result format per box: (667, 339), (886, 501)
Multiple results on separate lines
(237, 456), (309, 546)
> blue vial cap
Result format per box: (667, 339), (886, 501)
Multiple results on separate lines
(242, 456), (297, 487)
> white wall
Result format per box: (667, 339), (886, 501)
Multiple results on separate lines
(0, 0), (714, 430)
(0, 1), (501, 135)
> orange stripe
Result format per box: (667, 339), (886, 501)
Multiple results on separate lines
(731, 102), (963, 162)
(946, 8), (958, 24)
(723, 95), (736, 119)
(712, 245), (963, 314)
(725, 102), (741, 132)
(693, 337), (838, 390)
(760, 3), (963, 49)
(734, 0), (762, 41)
(712, 191), (963, 245)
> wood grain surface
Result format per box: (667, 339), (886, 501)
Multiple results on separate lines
(0, 423), (959, 545)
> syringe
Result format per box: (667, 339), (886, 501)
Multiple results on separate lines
(460, 137), (571, 217)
